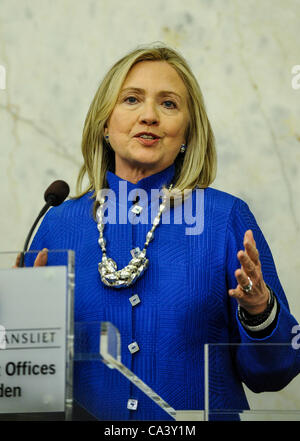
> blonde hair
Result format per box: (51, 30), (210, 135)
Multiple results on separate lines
(76, 43), (217, 205)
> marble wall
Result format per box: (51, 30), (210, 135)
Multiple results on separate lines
(0, 0), (300, 417)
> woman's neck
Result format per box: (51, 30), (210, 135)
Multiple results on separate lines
(114, 161), (172, 184)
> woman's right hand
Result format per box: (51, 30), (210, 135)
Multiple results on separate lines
(14, 248), (48, 268)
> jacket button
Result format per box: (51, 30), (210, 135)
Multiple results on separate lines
(131, 204), (143, 215)
(128, 341), (139, 354)
(129, 294), (141, 306)
(127, 398), (138, 410)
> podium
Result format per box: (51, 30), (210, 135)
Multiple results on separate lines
(1, 251), (300, 421)
(0, 250), (74, 420)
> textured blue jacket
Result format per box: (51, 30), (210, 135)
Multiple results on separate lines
(29, 164), (300, 420)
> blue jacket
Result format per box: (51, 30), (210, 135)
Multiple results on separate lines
(29, 164), (300, 420)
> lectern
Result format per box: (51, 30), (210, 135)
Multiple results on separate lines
(0, 250), (74, 420)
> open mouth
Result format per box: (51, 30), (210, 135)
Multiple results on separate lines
(135, 137), (160, 146)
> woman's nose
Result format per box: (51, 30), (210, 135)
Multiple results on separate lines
(139, 101), (159, 125)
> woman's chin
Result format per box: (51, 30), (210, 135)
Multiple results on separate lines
(128, 151), (163, 167)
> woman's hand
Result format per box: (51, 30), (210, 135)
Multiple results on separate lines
(228, 230), (270, 315)
(14, 248), (48, 268)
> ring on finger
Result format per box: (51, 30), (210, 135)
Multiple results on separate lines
(242, 276), (253, 293)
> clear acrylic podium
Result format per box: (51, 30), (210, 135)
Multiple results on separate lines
(1, 251), (300, 421)
(75, 321), (300, 421)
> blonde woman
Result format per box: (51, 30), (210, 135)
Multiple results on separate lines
(29, 44), (300, 420)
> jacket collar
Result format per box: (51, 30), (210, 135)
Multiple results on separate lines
(106, 164), (175, 202)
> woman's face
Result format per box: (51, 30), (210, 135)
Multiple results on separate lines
(104, 60), (190, 180)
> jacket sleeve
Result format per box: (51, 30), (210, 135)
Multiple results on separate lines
(225, 198), (300, 392)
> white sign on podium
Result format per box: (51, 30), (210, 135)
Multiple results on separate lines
(0, 251), (74, 418)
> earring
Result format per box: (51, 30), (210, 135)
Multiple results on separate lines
(180, 144), (187, 153)
(105, 134), (110, 144)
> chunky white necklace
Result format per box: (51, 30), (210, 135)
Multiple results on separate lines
(96, 184), (173, 288)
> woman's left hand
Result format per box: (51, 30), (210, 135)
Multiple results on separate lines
(228, 229), (270, 315)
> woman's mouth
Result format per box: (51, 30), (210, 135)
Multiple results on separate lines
(135, 137), (160, 146)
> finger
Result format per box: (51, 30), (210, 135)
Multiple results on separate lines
(34, 248), (48, 267)
(243, 230), (260, 266)
(245, 242), (260, 266)
(234, 267), (253, 292)
(237, 251), (257, 279)
(244, 241), (260, 266)
(228, 285), (244, 299)
(244, 229), (256, 246)
(13, 253), (21, 268)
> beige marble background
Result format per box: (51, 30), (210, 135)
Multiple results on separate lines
(0, 0), (300, 417)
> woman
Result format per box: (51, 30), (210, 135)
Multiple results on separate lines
(29, 44), (300, 420)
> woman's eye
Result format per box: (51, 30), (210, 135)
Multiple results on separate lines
(163, 100), (177, 109)
(124, 96), (138, 104)
(123, 97), (177, 108)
